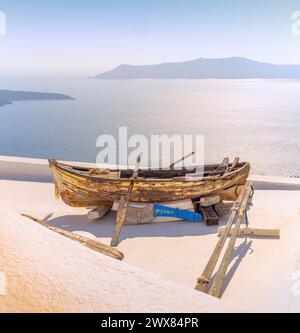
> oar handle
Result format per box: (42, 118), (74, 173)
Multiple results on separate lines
(169, 152), (195, 170)
(132, 154), (142, 178)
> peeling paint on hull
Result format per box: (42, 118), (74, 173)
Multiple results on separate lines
(49, 160), (250, 208)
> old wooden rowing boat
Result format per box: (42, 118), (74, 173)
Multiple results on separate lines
(48, 159), (250, 208)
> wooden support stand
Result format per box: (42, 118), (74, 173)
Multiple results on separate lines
(218, 226), (280, 239)
(213, 202), (229, 218)
(111, 155), (142, 247)
(111, 196), (127, 247)
(208, 184), (252, 298)
(199, 206), (219, 226)
(195, 185), (248, 292)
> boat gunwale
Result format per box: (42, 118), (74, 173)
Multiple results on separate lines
(53, 161), (250, 184)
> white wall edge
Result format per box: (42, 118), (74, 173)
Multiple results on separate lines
(1, 155), (300, 190)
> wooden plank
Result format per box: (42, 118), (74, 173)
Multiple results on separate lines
(218, 226), (280, 239)
(111, 155), (142, 247)
(87, 205), (112, 221)
(123, 204), (154, 225)
(198, 195), (220, 207)
(195, 185), (247, 292)
(21, 213), (124, 261)
(208, 183), (252, 298)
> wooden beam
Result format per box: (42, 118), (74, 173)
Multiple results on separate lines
(218, 226), (280, 239)
(195, 185), (247, 292)
(111, 155), (142, 247)
(87, 205), (112, 221)
(208, 183), (252, 298)
(198, 195), (220, 207)
(21, 213), (124, 261)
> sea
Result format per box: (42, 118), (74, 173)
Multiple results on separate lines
(1, 76), (300, 177)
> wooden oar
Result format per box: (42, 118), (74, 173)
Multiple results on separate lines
(195, 185), (247, 292)
(227, 157), (239, 173)
(208, 183), (252, 298)
(21, 213), (124, 261)
(111, 154), (142, 247)
(208, 157), (229, 176)
(169, 151), (195, 170)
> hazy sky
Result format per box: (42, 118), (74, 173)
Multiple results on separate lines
(1, 0), (300, 75)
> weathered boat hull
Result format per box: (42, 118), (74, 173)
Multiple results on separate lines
(49, 160), (250, 207)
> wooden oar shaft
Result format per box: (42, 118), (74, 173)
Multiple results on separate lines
(195, 185), (247, 292)
(111, 180), (135, 246)
(169, 152), (195, 170)
(207, 157), (229, 176)
(21, 213), (124, 261)
(208, 183), (252, 298)
(111, 155), (142, 247)
(227, 157), (239, 173)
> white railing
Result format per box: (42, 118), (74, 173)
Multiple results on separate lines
(1, 155), (300, 190)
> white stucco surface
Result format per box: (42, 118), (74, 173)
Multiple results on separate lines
(0, 208), (241, 313)
(1, 156), (300, 312)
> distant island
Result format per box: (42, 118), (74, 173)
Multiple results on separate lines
(0, 90), (74, 107)
(94, 57), (300, 79)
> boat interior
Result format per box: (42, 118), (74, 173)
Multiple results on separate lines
(56, 161), (246, 179)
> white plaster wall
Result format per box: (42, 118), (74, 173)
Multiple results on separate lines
(1, 155), (300, 190)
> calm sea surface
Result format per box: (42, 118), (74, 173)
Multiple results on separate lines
(1, 76), (300, 177)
